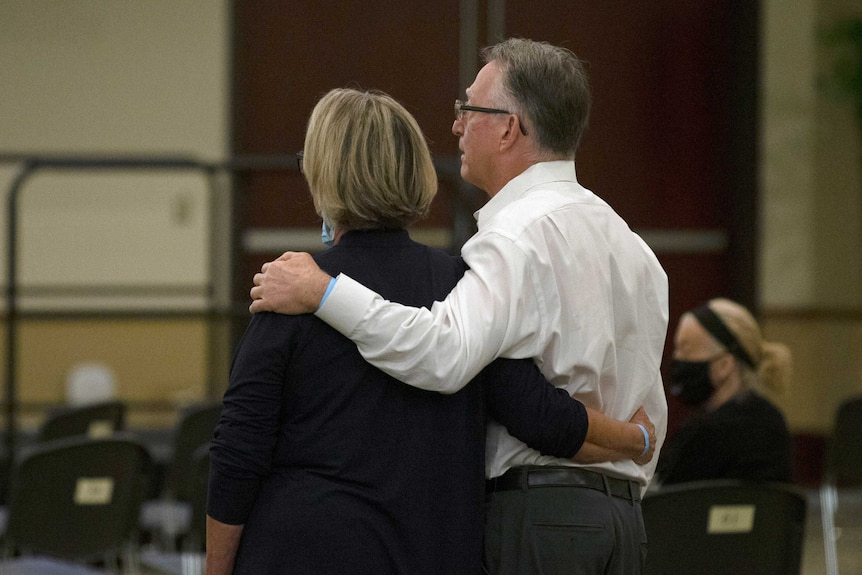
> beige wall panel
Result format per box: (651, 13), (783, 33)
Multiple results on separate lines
(760, 0), (819, 308)
(763, 316), (862, 434)
(10, 319), (208, 405)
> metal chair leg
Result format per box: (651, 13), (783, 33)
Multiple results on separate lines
(821, 483), (840, 575)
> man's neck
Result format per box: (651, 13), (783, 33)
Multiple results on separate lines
(484, 158), (538, 198)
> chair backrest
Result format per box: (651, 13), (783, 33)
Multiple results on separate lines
(5, 435), (153, 562)
(642, 480), (807, 575)
(826, 395), (862, 487)
(37, 400), (126, 443)
(164, 402), (221, 502)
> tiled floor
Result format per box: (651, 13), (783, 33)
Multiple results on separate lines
(801, 489), (862, 575)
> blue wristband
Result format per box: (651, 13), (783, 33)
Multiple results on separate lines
(636, 424), (650, 457)
(319, 277), (337, 308)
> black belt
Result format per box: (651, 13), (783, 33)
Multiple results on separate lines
(487, 466), (641, 502)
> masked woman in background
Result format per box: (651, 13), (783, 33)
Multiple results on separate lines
(656, 298), (793, 485)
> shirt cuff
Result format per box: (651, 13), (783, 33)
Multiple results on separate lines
(207, 468), (260, 525)
(315, 273), (379, 336)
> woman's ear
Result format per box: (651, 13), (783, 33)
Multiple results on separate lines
(711, 353), (736, 384)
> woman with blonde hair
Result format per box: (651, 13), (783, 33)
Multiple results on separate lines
(656, 298), (793, 485)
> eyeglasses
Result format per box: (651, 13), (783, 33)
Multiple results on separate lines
(296, 151), (304, 174)
(454, 99), (528, 136)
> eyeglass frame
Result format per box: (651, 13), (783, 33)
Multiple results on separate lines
(454, 99), (528, 136)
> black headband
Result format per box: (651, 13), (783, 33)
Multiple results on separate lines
(692, 304), (757, 368)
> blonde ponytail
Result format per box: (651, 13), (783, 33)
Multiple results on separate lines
(758, 341), (792, 393)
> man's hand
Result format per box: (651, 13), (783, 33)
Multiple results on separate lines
(629, 406), (656, 465)
(249, 252), (332, 314)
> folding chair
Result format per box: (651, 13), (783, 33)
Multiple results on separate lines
(1, 435), (153, 574)
(821, 395), (862, 575)
(642, 479), (807, 575)
(139, 401), (220, 551)
(37, 400), (126, 443)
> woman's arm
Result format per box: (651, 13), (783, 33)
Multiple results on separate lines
(574, 406), (655, 464)
(206, 516), (243, 575)
(483, 358), (588, 458)
(208, 312), (295, 547)
(483, 358), (655, 464)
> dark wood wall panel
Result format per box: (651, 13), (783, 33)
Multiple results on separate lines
(660, 253), (730, 435)
(232, 0), (462, 310)
(502, 0), (759, 424)
(503, 0), (759, 340)
(234, 0), (461, 155)
(504, 2), (727, 229)
(232, 2), (760, 440)
(233, 0), (461, 228)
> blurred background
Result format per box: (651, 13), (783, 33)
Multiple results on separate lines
(0, 0), (860, 489)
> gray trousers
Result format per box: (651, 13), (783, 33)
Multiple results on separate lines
(484, 479), (647, 575)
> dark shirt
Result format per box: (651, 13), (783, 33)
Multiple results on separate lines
(657, 391), (792, 485)
(208, 229), (588, 575)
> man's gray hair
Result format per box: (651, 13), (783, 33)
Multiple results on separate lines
(483, 38), (591, 157)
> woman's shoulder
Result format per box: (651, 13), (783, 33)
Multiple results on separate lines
(740, 392), (785, 416)
(710, 392), (787, 431)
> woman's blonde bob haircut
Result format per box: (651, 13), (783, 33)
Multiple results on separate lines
(303, 88), (438, 230)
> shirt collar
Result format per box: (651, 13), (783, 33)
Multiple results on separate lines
(474, 161), (578, 228)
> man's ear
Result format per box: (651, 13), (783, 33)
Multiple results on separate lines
(498, 115), (521, 151)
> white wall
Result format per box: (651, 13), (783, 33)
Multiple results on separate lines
(0, 0), (230, 311)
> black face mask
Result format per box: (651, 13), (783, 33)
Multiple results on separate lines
(669, 359), (715, 406)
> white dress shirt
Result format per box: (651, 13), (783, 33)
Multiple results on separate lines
(317, 161), (669, 485)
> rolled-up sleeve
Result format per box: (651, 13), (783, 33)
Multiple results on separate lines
(208, 312), (293, 525)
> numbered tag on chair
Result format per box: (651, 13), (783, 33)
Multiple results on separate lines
(74, 477), (115, 505)
(707, 504), (755, 534)
(87, 419), (114, 438)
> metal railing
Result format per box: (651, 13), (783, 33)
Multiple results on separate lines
(0, 152), (470, 462)
(0, 154), (295, 460)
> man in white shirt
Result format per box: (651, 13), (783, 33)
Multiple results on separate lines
(250, 38), (669, 575)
